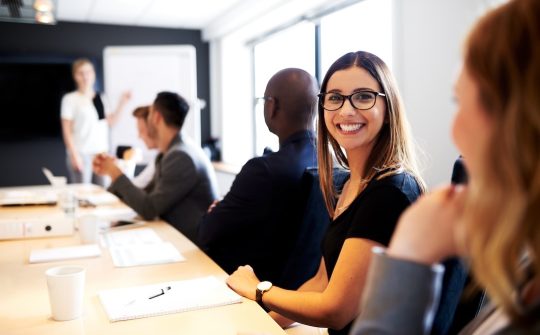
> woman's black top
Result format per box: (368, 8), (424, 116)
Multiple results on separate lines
(322, 171), (422, 335)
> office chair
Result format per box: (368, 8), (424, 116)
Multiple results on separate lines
(277, 167), (349, 289)
(431, 157), (486, 335)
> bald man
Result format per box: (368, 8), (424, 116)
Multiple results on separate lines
(198, 68), (319, 290)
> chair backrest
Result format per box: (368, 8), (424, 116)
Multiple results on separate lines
(277, 167), (349, 289)
(430, 157), (486, 335)
(446, 278), (487, 334)
(431, 258), (469, 335)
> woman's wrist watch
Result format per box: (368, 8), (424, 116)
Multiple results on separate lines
(256, 281), (273, 312)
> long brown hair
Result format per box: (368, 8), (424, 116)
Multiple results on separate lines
(317, 51), (425, 217)
(462, 0), (540, 319)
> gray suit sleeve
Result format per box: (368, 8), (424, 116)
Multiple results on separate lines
(350, 247), (445, 335)
(108, 151), (198, 220)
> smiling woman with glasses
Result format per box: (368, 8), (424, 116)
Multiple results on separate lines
(227, 51), (425, 335)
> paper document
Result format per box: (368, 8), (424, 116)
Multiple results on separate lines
(89, 207), (137, 222)
(79, 193), (119, 206)
(102, 228), (162, 247)
(102, 228), (184, 267)
(109, 242), (185, 267)
(29, 244), (101, 263)
(99, 276), (242, 322)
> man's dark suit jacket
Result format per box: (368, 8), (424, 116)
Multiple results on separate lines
(198, 130), (317, 289)
(108, 133), (219, 242)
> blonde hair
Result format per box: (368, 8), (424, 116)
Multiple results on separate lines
(463, 0), (540, 319)
(71, 58), (94, 76)
(317, 51), (426, 217)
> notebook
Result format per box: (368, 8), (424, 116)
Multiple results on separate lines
(98, 276), (242, 322)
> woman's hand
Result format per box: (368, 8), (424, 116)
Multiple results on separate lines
(70, 153), (83, 172)
(387, 184), (467, 264)
(226, 265), (260, 300)
(119, 90), (132, 106)
(107, 91), (132, 126)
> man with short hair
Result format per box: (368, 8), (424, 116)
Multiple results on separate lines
(198, 68), (319, 289)
(93, 92), (219, 241)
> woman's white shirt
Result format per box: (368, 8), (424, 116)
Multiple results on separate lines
(61, 91), (110, 154)
(132, 161), (156, 188)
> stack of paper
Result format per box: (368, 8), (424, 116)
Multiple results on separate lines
(99, 276), (242, 321)
(89, 207), (137, 222)
(80, 192), (119, 206)
(29, 244), (101, 263)
(103, 228), (184, 267)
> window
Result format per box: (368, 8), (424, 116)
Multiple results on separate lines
(220, 0), (393, 166)
(252, 21), (316, 155)
(250, 0), (392, 158)
(320, 0), (393, 76)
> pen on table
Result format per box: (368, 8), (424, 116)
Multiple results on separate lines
(125, 286), (172, 306)
(149, 286), (172, 299)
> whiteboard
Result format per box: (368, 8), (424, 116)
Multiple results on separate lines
(104, 45), (200, 163)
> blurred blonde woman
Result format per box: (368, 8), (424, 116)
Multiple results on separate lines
(61, 58), (130, 185)
(352, 0), (540, 334)
(227, 51), (425, 335)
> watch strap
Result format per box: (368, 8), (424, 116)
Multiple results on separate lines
(256, 288), (271, 312)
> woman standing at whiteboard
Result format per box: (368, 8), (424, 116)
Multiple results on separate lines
(60, 58), (130, 185)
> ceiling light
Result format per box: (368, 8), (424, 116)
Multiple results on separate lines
(35, 10), (55, 24)
(33, 0), (54, 12)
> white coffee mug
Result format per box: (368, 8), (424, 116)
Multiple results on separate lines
(46, 266), (86, 321)
(78, 215), (100, 244)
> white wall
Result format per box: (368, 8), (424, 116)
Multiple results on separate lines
(392, 0), (489, 187)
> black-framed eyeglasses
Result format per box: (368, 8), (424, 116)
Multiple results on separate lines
(318, 90), (386, 111)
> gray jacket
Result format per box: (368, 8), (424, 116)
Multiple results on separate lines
(350, 248), (540, 335)
(108, 133), (219, 242)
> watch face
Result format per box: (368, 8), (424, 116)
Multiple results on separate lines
(257, 281), (272, 291)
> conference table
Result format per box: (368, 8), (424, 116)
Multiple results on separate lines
(0, 184), (287, 335)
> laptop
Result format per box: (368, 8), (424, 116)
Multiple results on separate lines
(42, 167), (68, 187)
(0, 168), (63, 206)
(0, 189), (57, 206)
